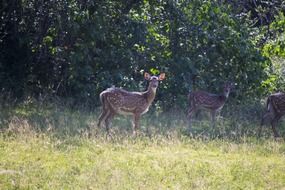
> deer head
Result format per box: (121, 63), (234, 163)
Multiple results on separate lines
(144, 72), (165, 90)
(223, 82), (234, 98)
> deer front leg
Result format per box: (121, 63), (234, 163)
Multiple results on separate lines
(132, 113), (141, 136)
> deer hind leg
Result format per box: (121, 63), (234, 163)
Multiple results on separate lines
(105, 112), (115, 133)
(98, 94), (108, 127)
(98, 108), (109, 128)
(259, 112), (271, 137)
(258, 119), (263, 137)
(187, 107), (196, 129)
(210, 110), (217, 128)
(271, 115), (281, 138)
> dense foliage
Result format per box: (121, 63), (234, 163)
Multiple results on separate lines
(1, 0), (284, 110)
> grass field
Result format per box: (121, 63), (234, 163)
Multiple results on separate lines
(1, 131), (285, 190)
(0, 102), (285, 189)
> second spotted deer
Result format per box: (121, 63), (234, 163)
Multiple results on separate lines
(187, 82), (234, 129)
(98, 72), (165, 135)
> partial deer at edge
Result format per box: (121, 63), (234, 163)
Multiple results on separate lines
(98, 72), (166, 135)
(187, 82), (234, 128)
(260, 92), (285, 138)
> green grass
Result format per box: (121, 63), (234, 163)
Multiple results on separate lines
(0, 101), (285, 189)
(1, 132), (285, 190)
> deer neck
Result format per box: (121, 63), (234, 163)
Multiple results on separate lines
(145, 85), (157, 104)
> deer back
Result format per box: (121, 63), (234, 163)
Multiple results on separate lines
(189, 90), (227, 110)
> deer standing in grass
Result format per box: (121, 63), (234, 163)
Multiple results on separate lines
(187, 82), (233, 128)
(98, 72), (166, 135)
(260, 92), (285, 138)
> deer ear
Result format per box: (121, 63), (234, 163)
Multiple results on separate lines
(158, 73), (165, 81)
(144, 72), (151, 80)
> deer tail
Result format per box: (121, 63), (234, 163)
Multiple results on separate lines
(266, 96), (271, 111)
(99, 91), (108, 110)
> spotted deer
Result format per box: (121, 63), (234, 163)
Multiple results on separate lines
(98, 72), (166, 135)
(187, 82), (234, 128)
(260, 92), (285, 138)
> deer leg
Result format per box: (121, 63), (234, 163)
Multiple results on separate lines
(98, 95), (108, 127)
(271, 116), (281, 138)
(187, 107), (195, 129)
(195, 109), (201, 118)
(98, 109), (109, 128)
(211, 110), (217, 128)
(132, 114), (141, 136)
(258, 122), (263, 138)
(105, 112), (115, 133)
(259, 112), (269, 137)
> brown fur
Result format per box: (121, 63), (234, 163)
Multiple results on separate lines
(97, 73), (165, 135)
(187, 82), (233, 128)
(260, 92), (285, 138)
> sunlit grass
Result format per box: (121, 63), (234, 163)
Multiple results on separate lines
(1, 131), (285, 190)
(0, 102), (285, 189)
